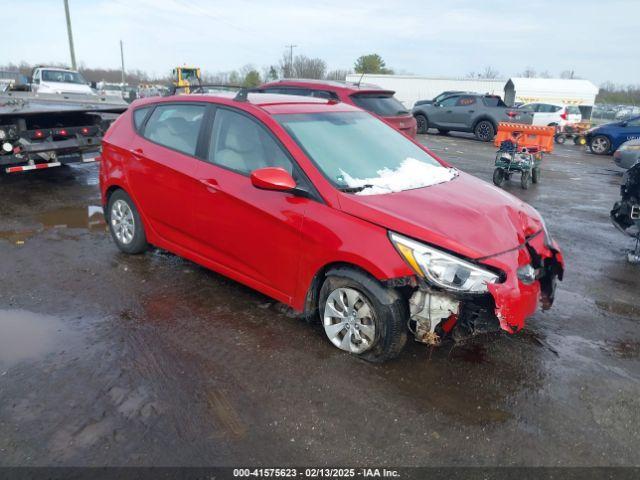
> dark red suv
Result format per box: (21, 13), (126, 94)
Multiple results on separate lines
(100, 92), (563, 362)
(258, 79), (418, 138)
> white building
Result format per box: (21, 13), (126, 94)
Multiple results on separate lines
(345, 74), (600, 118)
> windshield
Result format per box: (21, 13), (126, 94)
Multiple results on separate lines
(276, 111), (457, 195)
(41, 70), (87, 84)
(350, 94), (409, 116)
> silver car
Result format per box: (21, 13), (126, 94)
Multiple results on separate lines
(613, 139), (640, 169)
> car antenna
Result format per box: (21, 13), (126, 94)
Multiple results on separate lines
(355, 71), (365, 88)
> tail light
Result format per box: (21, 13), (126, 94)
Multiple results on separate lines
(80, 127), (90, 135)
(506, 111), (517, 118)
(33, 130), (45, 139)
(57, 129), (68, 136)
(560, 109), (568, 121)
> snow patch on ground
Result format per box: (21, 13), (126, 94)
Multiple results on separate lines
(341, 158), (458, 196)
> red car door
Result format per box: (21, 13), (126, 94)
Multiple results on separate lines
(127, 103), (207, 249)
(191, 107), (311, 304)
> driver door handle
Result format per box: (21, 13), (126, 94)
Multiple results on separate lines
(129, 148), (144, 159)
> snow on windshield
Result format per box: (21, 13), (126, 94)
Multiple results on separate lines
(340, 157), (458, 195)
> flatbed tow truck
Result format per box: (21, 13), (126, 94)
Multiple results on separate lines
(0, 74), (128, 176)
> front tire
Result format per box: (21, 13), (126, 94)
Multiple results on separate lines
(107, 189), (148, 254)
(415, 114), (429, 134)
(590, 135), (611, 155)
(493, 168), (506, 187)
(474, 120), (495, 142)
(319, 268), (407, 363)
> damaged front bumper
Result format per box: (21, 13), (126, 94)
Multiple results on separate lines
(403, 230), (564, 345)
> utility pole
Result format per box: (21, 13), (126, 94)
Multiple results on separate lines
(120, 40), (126, 99)
(63, 0), (77, 70)
(285, 44), (297, 78)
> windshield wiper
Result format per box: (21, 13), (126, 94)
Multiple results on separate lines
(338, 184), (373, 193)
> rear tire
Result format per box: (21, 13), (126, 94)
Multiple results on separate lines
(107, 189), (148, 254)
(532, 167), (540, 184)
(319, 268), (407, 363)
(521, 170), (531, 189)
(415, 114), (429, 134)
(492, 168), (506, 187)
(474, 120), (495, 142)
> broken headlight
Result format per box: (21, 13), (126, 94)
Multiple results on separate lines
(390, 232), (499, 293)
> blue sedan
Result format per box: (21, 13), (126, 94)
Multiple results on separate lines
(586, 116), (640, 155)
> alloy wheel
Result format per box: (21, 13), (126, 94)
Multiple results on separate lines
(111, 199), (135, 245)
(323, 287), (376, 354)
(591, 136), (610, 154)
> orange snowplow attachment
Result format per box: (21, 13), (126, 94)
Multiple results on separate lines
(494, 123), (556, 153)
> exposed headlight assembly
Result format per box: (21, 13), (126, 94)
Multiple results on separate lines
(390, 232), (499, 293)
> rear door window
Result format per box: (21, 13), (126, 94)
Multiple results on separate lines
(143, 104), (205, 156)
(351, 94), (409, 116)
(566, 106), (581, 115)
(456, 96), (476, 106)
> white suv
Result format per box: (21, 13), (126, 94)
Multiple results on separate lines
(520, 103), (582, 129)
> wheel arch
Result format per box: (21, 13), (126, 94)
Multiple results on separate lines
(301, 261), (401, 319)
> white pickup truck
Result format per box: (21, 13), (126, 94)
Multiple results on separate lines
(31, 67), (95, 95)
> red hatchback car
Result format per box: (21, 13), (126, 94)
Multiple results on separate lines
(258, 79), (418, 138)
(100, 92), (564, 362)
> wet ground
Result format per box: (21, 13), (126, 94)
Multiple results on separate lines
(0, 134), (639, 467)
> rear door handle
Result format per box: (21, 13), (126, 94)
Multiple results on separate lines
(468, 110), (475, 113)
(445, 110), (453, 113)
(130, 148), (144, 159)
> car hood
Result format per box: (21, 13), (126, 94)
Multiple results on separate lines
(40, 82), (94, 94)
(338, 172), (544, 260)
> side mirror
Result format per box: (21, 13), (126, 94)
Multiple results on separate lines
(251, 167), (296, 192)
(433, 102), (440, 107)
(620, 121), (628, 127)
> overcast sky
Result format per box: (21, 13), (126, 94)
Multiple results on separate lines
(2, 0), (637, 85)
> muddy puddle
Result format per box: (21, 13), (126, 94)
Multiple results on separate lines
(0, 205), (105, 244)
(0, 310), (69, 369)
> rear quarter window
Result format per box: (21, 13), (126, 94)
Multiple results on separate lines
(566, 106), (581, 115)
(133, 107), (152, 132)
